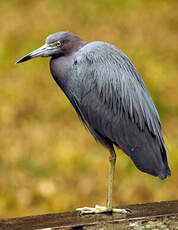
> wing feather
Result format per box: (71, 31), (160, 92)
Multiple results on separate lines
(72, 41), (170, 178)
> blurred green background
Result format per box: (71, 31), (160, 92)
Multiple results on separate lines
(0, 0), (178, 218)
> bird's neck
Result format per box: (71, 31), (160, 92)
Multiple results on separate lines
(50, 40), (87, 96)
(49, 53), (76, 95)
(65, 40), (87, 56)
(74, 40), (87, 51)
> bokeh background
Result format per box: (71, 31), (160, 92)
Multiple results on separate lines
(0, 0), (178, 218)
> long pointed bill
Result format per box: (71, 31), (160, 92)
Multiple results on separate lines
(16, 44), (49, 64)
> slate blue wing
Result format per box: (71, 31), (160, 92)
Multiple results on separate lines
(72, 41), (170, 179)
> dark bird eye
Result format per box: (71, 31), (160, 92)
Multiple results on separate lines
(56, 41), (61, 47)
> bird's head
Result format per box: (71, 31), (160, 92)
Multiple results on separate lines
(16, 32), (85, 63)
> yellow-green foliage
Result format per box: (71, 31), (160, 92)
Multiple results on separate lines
(0, 0), (177, 218)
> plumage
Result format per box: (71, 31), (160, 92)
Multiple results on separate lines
(50, 39), (170, 179)
(17, 31), (171, 214)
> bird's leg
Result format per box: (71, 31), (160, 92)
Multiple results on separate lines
(76, 149), (128, 214)
(105, 149), (127, 213)
(106, 149), (116, 211)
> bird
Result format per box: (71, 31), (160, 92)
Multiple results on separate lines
(16, 31), (171, 214)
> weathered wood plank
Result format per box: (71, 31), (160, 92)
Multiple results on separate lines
(0, 200), (178, 229)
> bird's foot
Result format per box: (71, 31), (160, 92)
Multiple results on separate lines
(76, 205), (128, 214)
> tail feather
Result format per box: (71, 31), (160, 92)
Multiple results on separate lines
(113, 117), (171, 179)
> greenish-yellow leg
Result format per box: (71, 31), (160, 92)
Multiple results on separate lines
(76, 149), (128, 214)
(106, 149), (116, 210)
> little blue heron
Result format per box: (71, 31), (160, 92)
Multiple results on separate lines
(16, 32), (171, 214)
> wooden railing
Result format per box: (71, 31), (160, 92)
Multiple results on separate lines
(0, 200), (178, 229)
